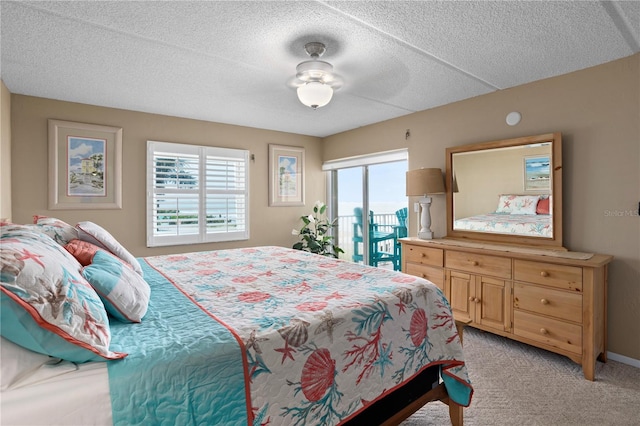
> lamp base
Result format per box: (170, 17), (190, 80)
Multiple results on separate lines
(417, 196), (434, 240)
(418, 230), (434, 240)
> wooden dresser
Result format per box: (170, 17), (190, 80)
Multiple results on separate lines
(400, 237), (613, 380)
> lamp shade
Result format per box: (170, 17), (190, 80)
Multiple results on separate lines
(297, 82), (333, 109)
(406, 168), (445, 196)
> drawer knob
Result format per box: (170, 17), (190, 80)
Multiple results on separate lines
(474, 297), (480, 303)
(540, 271), (549, 277)
(421, 274), (426, 278)
(421, 253), (426, 258)
(540, 328), (548, 335)
(468, 296), (474, 302)
(541, 298), (549, 305)
(471, 260), (479, 266)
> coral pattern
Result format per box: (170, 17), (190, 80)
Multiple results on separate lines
(145, 246), (472, 425)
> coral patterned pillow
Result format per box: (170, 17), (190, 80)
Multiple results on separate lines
(496, 195), (540, 215)
(32, 216), (79, 245)
(536, 197), (550, 215)
(65, 239), (103, 266)
(0, 225), (126, 363)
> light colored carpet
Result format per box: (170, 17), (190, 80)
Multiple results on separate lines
(402, 327), (640, 426)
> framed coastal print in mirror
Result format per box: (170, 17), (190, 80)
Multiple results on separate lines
(48, 119), (122, 210)
(268, 144), (305, 207)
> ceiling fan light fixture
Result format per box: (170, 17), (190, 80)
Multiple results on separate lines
(296, 60), (334, 82)
(291, 41), (342, 109)
(297, 81), (333, 110)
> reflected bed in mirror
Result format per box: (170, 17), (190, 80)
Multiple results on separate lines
(446, 132), (563, 248)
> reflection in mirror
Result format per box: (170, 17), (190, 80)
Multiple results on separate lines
(446, 133), (563, 248)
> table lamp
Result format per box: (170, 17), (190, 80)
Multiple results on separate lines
(406, 168), (445, 239)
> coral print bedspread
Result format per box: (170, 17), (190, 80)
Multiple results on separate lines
(455, 213), (552, 237)
(108, 246), (472, 426)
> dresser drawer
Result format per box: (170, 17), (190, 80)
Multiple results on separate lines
(513, 282), (582, 323)
(405, 245), (443, 267)
(514, 260), (582, 291)
(405, 263), (444, 291)
(445, 251), (511, 279)
(514, 310), (582, 355)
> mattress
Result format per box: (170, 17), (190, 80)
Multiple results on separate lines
(0, 343), (111, 425)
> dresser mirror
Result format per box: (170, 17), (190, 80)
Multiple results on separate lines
(445, 132), (563, 248)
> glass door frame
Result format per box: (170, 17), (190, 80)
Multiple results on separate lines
(325, 149), (408, 266)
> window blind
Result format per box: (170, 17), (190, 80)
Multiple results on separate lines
(147, 141), (249, 247)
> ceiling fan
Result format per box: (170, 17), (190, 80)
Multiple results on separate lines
(289, 42), (343, 109)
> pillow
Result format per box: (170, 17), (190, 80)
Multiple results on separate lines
(82, 251), (150, 323)
(65, 238), (103, 266)
(536, 197), (550, 215)
(0, 227), (126, 363)
(76, 221), (142, 276)
(496, 195), (540, 215)
(32, 216), (79, 245)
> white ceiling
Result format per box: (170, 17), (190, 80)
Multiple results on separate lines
(1, 1), (638, 138)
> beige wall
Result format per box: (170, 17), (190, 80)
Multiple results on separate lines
(454, 144), (551, 218)
(1, 80), (11, 221)
(324, 54), (640, 361)
(9, 54), (639, 361)
(10, 96), (324, 257)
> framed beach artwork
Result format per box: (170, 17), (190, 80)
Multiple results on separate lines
(523, 155), (550, 191)
(268, 144), (305, 206)
(48, 119), (122, 209)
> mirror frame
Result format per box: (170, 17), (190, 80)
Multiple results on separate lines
(446, 132), (564, 248)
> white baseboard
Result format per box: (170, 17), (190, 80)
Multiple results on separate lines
(607, 351), (640, 369)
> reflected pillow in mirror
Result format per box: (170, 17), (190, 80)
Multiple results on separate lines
(536, 197), (550, 215)
(496, 195), (540, 215)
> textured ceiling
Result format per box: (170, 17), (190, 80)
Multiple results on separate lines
(1, 1), (638, 137)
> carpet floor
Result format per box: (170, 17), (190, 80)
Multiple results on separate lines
(401, 327), (640, 426)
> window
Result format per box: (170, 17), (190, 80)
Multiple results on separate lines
(147, 141), (249, 247)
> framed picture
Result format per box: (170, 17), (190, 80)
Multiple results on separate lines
(48, 119), (122, 209)
(269, 144), (305, 206)
(523, 155), (550, 191)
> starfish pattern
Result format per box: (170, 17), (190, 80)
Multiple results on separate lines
(274, 340), (296, 363)
(314, 310), (345, 343)
(373, 342), (393, 376)
(245, 329), (268, 354)
(17, 248), (45, 268)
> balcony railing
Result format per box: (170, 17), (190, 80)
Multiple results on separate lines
(335, 212), (401, 268)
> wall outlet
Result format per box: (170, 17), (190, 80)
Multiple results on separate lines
(414, 202), (420, 213)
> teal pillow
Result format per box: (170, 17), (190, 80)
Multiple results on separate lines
(82, 251), (150, 323)
(0, 225), (126, 363)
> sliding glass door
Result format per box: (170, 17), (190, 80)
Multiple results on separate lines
(326, 152), (407, 270)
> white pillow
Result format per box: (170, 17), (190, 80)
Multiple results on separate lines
(76, 221), (142, 276)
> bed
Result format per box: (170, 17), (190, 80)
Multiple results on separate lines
(454, 212), (552, 237)
(1, 219), (473, 425)
(454, 194), (552, 238)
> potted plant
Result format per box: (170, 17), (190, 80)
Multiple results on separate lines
(292, 201), (344, 258)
